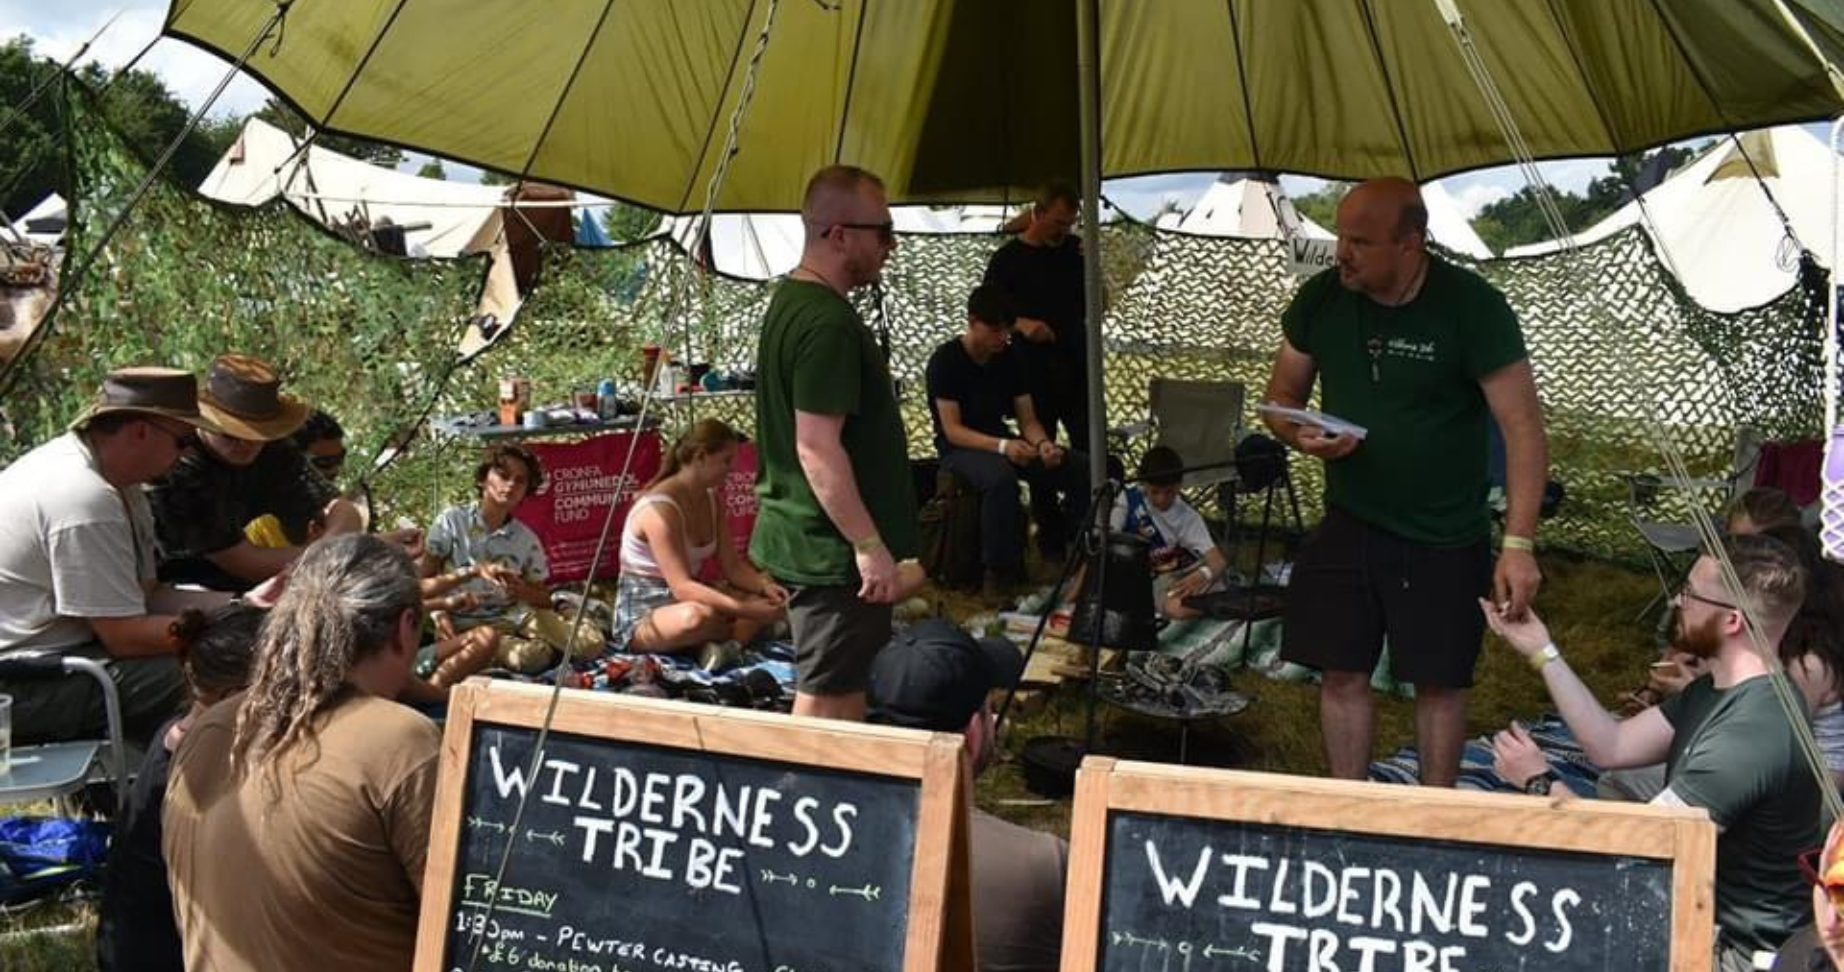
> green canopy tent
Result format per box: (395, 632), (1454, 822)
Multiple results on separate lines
(161, 0), (1844, 476)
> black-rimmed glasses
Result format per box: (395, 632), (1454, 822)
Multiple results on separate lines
(1674, 586), (1738, 612)
(833, 220), (895, 244)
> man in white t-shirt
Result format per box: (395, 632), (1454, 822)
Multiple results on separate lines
(0, 367), (229, 746)
(1109, 446), (1230, 618)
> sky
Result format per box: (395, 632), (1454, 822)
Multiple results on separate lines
(0, 0), (1778, 223)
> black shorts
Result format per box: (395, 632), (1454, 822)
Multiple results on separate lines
(784, 582), (893, 696)
(1280, 508), (1492, 689)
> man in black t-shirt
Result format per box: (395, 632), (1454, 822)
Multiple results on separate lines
(926, 285), (1088, 594)
(983, 179), (1090, 461)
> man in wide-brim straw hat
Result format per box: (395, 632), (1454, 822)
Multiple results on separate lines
(0, 366), (234, 746)
(148, 353), (367, 591)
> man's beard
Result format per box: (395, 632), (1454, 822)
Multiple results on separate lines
(1673, 609), (1725, 660)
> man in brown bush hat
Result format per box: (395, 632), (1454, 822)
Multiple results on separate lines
(0, 367), (228, 745)
(148, 353), (366, 590)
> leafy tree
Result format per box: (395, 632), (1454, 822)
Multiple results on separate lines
(0, 36), (238, 217)
(253, 97), (404, 167)
(415, 158), (447, 180)
(1290, 181), (1350, 232)
(478, 168), (517, 186)
(602, 201), (661, 241)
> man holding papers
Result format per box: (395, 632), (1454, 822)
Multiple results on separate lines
(1261, 177), (1547, 788)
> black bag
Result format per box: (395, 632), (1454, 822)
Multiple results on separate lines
(918, 470), (983, 590)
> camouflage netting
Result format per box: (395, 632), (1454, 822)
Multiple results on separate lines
(2, 81), (487, 498)
(6, 81), (1828, 562)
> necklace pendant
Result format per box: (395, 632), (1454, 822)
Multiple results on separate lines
(1370, 359), (1380, 383)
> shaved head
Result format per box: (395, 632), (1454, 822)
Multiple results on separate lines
(1334, 177), (1430, 301)
(802, 165), (886, 242)
(1347, 177), (1428, 241)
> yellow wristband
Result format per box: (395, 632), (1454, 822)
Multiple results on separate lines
(1501, 535), (1535, 552)
(1529, 643), (1561, 672)
(851, 534), (885, 554)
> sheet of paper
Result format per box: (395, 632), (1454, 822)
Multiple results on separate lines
(1255, 402), (1369, 440)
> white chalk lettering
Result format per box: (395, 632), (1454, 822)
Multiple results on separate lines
(1505, 881), (1539, 946)
(1546, 888), (1581, 953)
(1217, 853), (1270, 910)
(1148, 842), (1212, 908)
(1250, 921), (1308, 972)
(542, 759), (582, 806)
(822, 802), (856, 858)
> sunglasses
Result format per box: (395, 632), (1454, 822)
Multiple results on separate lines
(833, 220), (896, 244)
(1798, 847), (1844, 917)
(309, 451), (348, 472)
(148, 422), (199, 451)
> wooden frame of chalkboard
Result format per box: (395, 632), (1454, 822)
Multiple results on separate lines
(1061, 757), (1718, 972)
(414, 679), (976, 972)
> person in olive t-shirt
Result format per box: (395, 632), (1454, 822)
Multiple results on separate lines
(1262, 177), (1546, 787)
(752, 164), (919, 722)
(1484, 536), (1822, 969)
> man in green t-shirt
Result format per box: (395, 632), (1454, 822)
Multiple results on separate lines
(752, 164), (920, 722)
(1262, 177), (1547, 787)
(1484, 535), (1822, 969)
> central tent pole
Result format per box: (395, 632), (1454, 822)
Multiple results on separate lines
(1076, 0), (1107, 487)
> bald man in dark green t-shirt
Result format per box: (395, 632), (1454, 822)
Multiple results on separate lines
(1262, 177), (1547, 787)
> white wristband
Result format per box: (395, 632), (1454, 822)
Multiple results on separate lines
(995, 438), (1011, 456)
(1198, 565), (1213, 581)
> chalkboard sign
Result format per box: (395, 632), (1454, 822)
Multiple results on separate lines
(1061, 759), (1718, 972)
(415, 680), (975, 972)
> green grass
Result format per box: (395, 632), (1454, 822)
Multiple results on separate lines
(0, 553), (1663, 969)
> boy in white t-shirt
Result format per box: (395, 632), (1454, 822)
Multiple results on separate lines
(1109, 446), (1231, 618)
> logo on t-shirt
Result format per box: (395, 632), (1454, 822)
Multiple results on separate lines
(1385, 337), (1438, 363)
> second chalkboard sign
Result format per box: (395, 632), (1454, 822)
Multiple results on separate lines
(1062, 758), (1719, 972)
(415, 681), (975, 972)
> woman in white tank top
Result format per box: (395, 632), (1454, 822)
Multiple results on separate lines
(610, 420), (787, 652)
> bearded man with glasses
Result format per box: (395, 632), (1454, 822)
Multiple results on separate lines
(1483, 534), (1822, 970)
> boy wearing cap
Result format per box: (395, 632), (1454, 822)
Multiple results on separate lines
(867, 620), (1066, 972)
(0, 367), (226, 746)
(148, 353), (365, 590)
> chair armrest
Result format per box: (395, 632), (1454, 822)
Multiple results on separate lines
(0, 653), (73, 680)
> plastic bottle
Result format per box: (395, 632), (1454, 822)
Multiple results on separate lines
(1824, 424), (1844, 562)
(596, 378), (619, 420)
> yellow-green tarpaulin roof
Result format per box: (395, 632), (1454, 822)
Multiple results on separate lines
(165, 0), (1844, 212)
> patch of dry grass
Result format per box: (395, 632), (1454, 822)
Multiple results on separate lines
(970, 550), (1663, 840)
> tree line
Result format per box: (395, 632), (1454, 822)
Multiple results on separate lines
(1290, 142), (1700, 256)
(0, 36), (660, 243)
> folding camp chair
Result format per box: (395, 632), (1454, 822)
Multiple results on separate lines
(0, 655), (129, 817)
(1145, 378), (1246, 493)
(1625, 428), (1763, 621)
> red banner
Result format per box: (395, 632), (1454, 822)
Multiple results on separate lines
(516, 431), (661, 583)
(702, 442), (760, 581)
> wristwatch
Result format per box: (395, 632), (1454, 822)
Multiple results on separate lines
(1524, 770), (1560, 796)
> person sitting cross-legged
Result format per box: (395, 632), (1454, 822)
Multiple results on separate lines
(419, 443), (552, 636)
(611, 419), (788, 654)
(1106, 445), (1232, 619)
(926, 283), (1089, 600)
